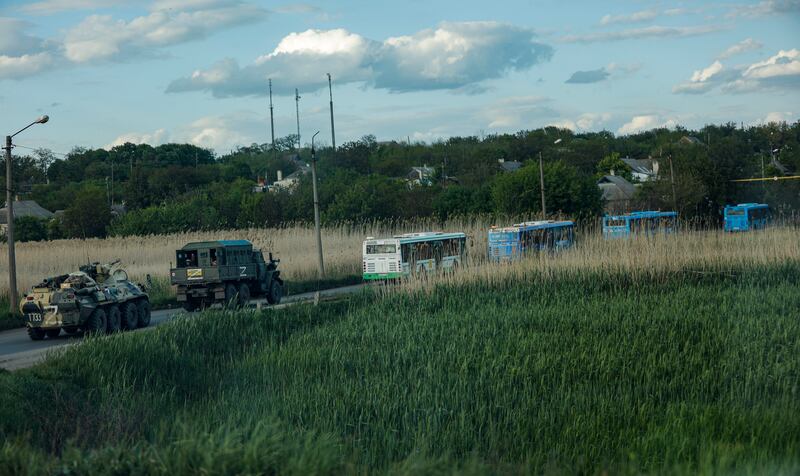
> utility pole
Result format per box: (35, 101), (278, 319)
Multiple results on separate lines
(668, 154), (677, 211)
(269, 79), (275, 150)
(538, 150), (546, 219)
(5, 136), (17, 312)
(310, 131), (324, 278)
(295, 88), (301, 150)
(3, 115), (48, 314)
(327, 73), (336, 150)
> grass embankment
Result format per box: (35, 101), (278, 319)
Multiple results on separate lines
(1, 262), (798, 474)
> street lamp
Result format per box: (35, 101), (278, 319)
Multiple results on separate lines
(310, 131), (324, 279)
(5, 115), (49, 312)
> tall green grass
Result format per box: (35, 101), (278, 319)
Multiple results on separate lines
(1, 263), (798, 474)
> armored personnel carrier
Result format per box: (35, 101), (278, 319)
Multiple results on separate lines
(170, 240), (283, 311)
(20, 260), (151, 341)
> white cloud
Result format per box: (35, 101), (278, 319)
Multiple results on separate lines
(758, 111), (795, 124)
(717, 38), (763, 60)
(726, 0), (800, 18)
(674, 49), (800, 94)
(600, 9), (658, 25)
(561, 25), (724, 43)
(106, 128), (169, 149)
(484, 96), (554, 129)
(19, 0), (132, 15)
(742, 49), (800, 79)
(673, 60), (725, 94)
(0, 52), (54, 79)
(63, 2), (267, 63)
(167, 22), (554, 97)
(549, 113), (612, 131)
(691, 60), (723, 82)
(617, 115), (677, 135)
(0, 18), (56, 79)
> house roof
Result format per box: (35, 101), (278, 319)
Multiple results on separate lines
(621, 158), (657, 175)
(499, 160), (523, 172)
(0, 200), (54, 224)
(597, 175), (637, 201)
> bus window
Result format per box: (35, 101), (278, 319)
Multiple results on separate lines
(727, 209), (745, 216)
(367, 244), (397, 254)
(401, 244), (411, 261)
(210, 249), (218, 266)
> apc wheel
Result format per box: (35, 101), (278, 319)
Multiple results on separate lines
(27, 327), (45, 341)
(266, 280), (282, 305)
(137, 300), (151, 328)
(238, 283), (250, 307)
(182, 299), (197, 312)
(63, 326), (79, 335)
(106, 306), (122, 333)
(85, 308), (107, 335)
(122, 303), (139, 330)
(224, 283), (238, 308)
(45, 329), (61, 339)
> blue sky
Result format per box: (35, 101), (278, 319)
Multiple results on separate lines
(0, 0), (798, 154)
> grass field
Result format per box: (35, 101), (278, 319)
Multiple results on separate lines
(0, 227), (798, 474)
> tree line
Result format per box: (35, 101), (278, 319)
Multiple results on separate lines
(2, 121), (798, 241)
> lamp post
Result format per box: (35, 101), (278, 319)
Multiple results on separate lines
(5, 115), (49, 313)
(310, 131), (324, 279)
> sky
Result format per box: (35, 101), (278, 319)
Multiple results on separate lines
(0, 0), (798, 154)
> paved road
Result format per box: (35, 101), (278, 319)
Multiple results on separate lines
(0, 283), (366, 371)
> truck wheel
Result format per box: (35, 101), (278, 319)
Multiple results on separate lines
(122, 303), (139, 330)
(224, 283), (238, 308)
(85, 308), (107, 335)
(266, 280), (282, 305)
(107, 305), (122, 333)
(238, 283), (250, 307)
(45, 329), (61, 339)
(27, 327), (45, 341)
(182, 299), (197, 312)
(137, 300), (151, 328)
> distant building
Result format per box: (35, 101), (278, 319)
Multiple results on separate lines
(597, 174), (637, 213)
(621, 157), (659, 182)
(678, 135), (704, 146)
(407, 165), (435, 187)
(0, 200), (55, 234)
(271, 168), (308, 192)
(497, 158), (523, 173)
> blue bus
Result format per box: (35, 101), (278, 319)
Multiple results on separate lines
(488, 220), (574, 262)
(724, 203), (770, 232)
(602, 211), (678, 239)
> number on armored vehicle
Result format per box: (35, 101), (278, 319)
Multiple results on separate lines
(240, 266), (247, 277)
(28, 313), (43, 322)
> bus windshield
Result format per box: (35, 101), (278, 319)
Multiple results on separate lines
(606, 219), (626, 227)
(366, 244), (397, 254)
(727, 209), (745, 216)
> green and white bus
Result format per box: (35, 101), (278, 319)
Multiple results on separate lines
(362, 232), (467, 280)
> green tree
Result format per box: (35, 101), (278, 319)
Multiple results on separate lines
(14, 217), (49, 242)
(63, 185), (111, 238)
(595, 152), (633, 181)
(492, 161), (602, 218)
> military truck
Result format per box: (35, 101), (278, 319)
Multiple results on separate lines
(20, 261), (151, 341)
(170, 240), (283, 311)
